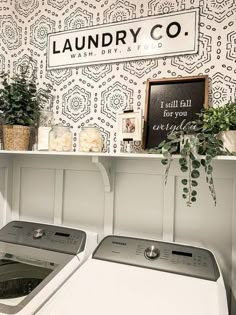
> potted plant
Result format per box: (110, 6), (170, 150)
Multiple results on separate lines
(0, 60), (51, 151)
(149, 123), (224, 207)
(198, 102), (236, 153)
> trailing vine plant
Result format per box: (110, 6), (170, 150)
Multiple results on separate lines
(149, 128), (224, 207)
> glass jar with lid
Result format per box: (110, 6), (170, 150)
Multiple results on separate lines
(37, 110), (53, 151)
(49, 124), (73, 152)
(79, 125), (103, 152)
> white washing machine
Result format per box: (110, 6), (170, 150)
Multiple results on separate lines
(37, 235), (228, 315)
(0, 220), (97, 315)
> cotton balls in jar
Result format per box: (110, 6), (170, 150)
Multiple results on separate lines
(79, 126), (103, 152)
(49, 125), (73, 152)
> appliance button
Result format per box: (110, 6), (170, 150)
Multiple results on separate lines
(33, 229), (45, 239)
(144, 246), (160, 260)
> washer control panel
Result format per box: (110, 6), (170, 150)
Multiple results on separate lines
(93, 236), (220, 281)
(0, 221), (86, 255)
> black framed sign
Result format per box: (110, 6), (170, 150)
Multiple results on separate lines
(143, 75), (208, 149)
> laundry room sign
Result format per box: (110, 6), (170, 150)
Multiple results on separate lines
(47, 9), (199, 70)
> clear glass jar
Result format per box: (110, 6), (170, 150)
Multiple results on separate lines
(49, 124), (72, 152)
(79, 125), (103, 152)
(37, 110), (54, 151)
(39, 110), (54, 127)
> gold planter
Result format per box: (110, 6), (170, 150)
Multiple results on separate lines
(3, 125), (31, 151)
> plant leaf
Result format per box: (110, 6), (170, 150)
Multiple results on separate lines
(180, 165), (188, 172)
(201, 159), (206, 167)
(192, 160), (201, 169)
(161, 159), (169, 165)
(191, 170), (200, 178)
(179, 157), (187, 166)
(191, 180), (198, 187)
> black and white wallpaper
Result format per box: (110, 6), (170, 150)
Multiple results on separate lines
(0, 0), (235, 152)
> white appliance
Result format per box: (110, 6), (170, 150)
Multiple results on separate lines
(0, 220), (97, 315)
(37, 235), (228, 315)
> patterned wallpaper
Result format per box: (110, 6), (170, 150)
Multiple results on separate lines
(0, 0), (235, 152)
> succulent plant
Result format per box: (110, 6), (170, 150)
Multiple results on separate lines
(197, 102), (236, 134)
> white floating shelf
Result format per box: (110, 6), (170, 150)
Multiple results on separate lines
(1, 150), (234, 194)
(0, 150), (235, 160)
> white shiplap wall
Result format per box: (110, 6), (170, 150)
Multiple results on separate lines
(0, 153), (235, 313)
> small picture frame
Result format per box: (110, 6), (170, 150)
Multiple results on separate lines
(117, 111), (142, 141)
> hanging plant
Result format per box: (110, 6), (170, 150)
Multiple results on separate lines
(149, 127), (224, 207)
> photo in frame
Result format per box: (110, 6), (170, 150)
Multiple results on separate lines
(117, 111), (142, 142)
(143, 75), (208, 149)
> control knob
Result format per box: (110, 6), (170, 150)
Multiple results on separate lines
(144, 246), (160, 260)
(33, 229), (45, 239)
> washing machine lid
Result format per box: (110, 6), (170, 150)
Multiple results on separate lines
(37, 236), (228, 315)
(0, 221), (89, 315)
(37, 259), (227, 315)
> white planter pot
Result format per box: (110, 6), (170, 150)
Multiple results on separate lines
(218, 130), (236, 153)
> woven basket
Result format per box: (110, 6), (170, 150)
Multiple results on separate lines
(3, 125), (31, 151)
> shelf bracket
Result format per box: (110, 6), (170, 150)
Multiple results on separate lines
(92, 156), (112, 192)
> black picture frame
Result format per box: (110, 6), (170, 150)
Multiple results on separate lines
(143, 75), (208, 149)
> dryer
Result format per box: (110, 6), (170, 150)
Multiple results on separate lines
(37, 235), (228, 315)
(0, 220), (97, 314)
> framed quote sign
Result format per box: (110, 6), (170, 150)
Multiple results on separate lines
(143, 75), (208, 149)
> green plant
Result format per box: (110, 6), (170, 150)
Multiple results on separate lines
(149, 126), (224, 206)
(197, 102), (236, 134)
(0, 60), (51, 126)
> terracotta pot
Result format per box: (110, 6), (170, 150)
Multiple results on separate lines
(218, 130), (236, 153)
(3, 125), (31, 151)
